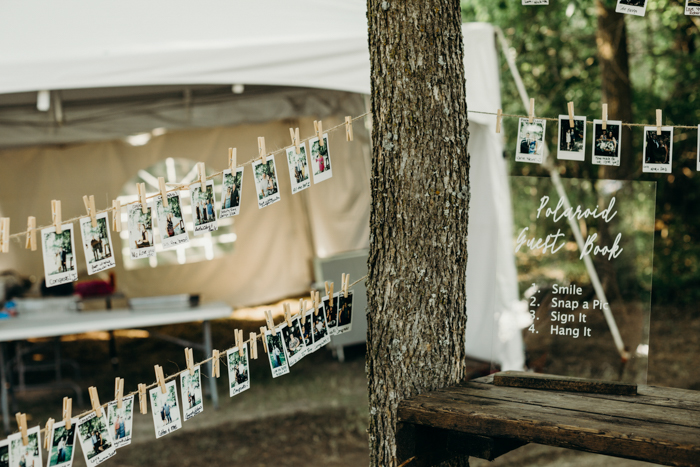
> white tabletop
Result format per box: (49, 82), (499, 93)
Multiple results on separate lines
(0, 302), (232, 341)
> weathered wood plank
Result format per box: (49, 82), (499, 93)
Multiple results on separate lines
(493, 371), (637, 395)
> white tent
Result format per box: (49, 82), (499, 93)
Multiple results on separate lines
(0, 1), (523, 368)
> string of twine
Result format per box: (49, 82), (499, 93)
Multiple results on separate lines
(5, 112), (371, 241)
(28, 274), (368, 436)
(469, 109), (700, 130)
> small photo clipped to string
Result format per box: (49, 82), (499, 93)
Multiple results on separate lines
(643, 126), (673, 173)
(323, 292), (340, 336)
(686, 0), (700, 16)
(281, 318), (307, 366)
(127, 202), (155, 259)
(80, 212), (116, 275)
(155, 192), (190, 250)
(46, 418), (78, 467)
(522, 0), (548, 4)
(592, 119), (622, 166)
(190, 179), (218, 235)
(107, 395), (135, 449)
(265, 328), (290, 378)
(220, 167), (244, 218)
(616, 0), (647, 16)
(42, 223), (78, 288)
(301, 308), (315, 350)
(8, 425), (42, 467)
(76, 410), (117, 466)
(337, 290), (355, 334)
(286, 143), (311, 194)
(515, 117), (546, 164)
(252, 155), (281, 209)
(309, 133), (333, 184)
(226, 344), (251, 397)
(180, 365), (204, 421)
(149, 379), (183, 439)
(557, 115), (587, 162)
(312, 307), (331, 352)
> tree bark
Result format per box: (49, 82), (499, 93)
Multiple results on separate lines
(366, 1), (470, 466)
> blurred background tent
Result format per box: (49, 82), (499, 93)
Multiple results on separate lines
(0, 1), (523, 368)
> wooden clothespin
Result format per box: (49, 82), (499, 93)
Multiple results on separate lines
(138, 384), (147, 414)
(154, 365), (167, 394)
(25, 217), (36, 251)
(264, 310), (276, 336)
(329, 283), (334, 308)
(229, 148), (237, 173)
(290, 128), (301, 155)
(114, 377), (124, 409)
(529, 98), (535, 124)
(299, 299), (306, 325)
(315, 291), (321, 315)
(496, 109), (503, 134)
(185, 348), (195, 376)
(158, 177), (169, 208)
(314, 120), (325, 146)
(63, 397), (72, 430)
(342, 273), (350, 298)
(567, 102), (575, 128)
(258, 137), (267, 162)
(15, 413), (28, 446)
(52, 200), (62, 234)
(602, 103), (608, 130)
(211, 350), (220, 378)
(137, 183), (148, 214)
(197, 162), (206, 190)
(259, 326), (268, 353)
(236, 329), (245, 357)
(249, 332), (258, 359)
(88, 386), (102, 417)
(0, 218), (9, 253)
(284, 304), (293, 327)
(345, 116), (354, 141)
(83, 195), (97, 228)
(44, 418), (54, 450)
(656, 109), (663, 135)
(112, 200), (122, 232)
(310, 290), (316, 315)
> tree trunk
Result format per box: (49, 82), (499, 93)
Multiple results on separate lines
(595, 0), (635, 179)
(366, 1), (470, 466)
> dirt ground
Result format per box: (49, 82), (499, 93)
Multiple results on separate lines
(6, 304), (699, 467)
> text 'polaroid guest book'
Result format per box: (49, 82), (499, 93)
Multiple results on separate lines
(499, 176), (655, 384)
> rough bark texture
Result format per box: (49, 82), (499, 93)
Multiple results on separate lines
(366, 1), (470, 466)
(596, 0), (635, 179)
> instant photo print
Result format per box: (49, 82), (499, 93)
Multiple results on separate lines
(46, 419), (78, 467)
(226, 344), (251, 397)
(76, 411), (116, 466)
(107, 395), (134, 449)
(515, 118), (546, 164)
(80, 212), (115, 275)
(557, 115), (587, 162)
(155, 191), (190, 250)
(190, 179), (218, 235)
(311, 307), (331, 351)
(252, 155), (281, 209)
(220, 167), (244, 218)
(280, 318), (307, 366)
(149, 380), (183, 439)
(41, 223), (78, 288)
(686, 0), (700, 15)
(336, 290), (355, 334)
(309, 134), (333, 184)
(323, 293), (340, 335)
(286, 144), (311, 194)
(592, 119), (622, 166)
(616, 0), (647, 16)
(180, 366), (204, 421)
(265, 329), (290, 378)
(301, 310), (315, 349)
(8, 426), (42, 467)
(127, 203), (155, 259)
(643, 126), (673, 173)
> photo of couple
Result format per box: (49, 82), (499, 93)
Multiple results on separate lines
(643, 127), (673, 173)
(265, 331), (290, 378)
(557, 116), (586, 161)
(336, 291), (354, 334)
(227, 345), (251, 397)
(220, 168), (244, 218)
(41, 224), (78, 288)
(149, 380), (183, 438)
(47, 420), (76, 467)
(155, 192), (190, 249)
(281, 319), (306, 366)
(76, 412), (115, 465)
(80, 213), (115, 275)
(592, 120), (622, 166)
(190, 180), (218, 235)
(312, 310), (331, 351)
(515, 118), (546, 164)
(8, 426), (41, 467)
(286, 144), (311, 194)
(127, 203), (155, 258)
(253, 157), (281, 209)
(309, 135), (333, 184)
(107, 395), (134, 449)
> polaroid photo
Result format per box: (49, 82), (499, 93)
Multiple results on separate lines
(686, 0), (700, 15)
(592, 119), (622, 166)
(220, 167), (244, 218)
(515, 118), (546, 164)
(149, 379), (183, 438)
(286, 144), (311, 194)
(0, 439), (7, 467)
(280, 317), (306, 366)
(107, 395), (134, 449)
(557, 115), (587, 161)
(252, 155), (281, 209)
(226, 344), (251, 397)
(336, 290), (355, 334)
(616, 0), (647, 16)
(79, 212), (115, 275)
(180, 365), (204, 421)
(155, 191), (190, 250)
(311, 307), (331, 351)
(75, 411), (116, 466)
(265, 329), (290, 378)
(309, 134), (332, 184)
(8, 425), (41, 467)
(41, 223), (78, 288)
(522, 0), (548, 4)
(46, 419), (78, 467)
(697, 125), (700, 171)
(323, 293), (340, 335)
(643, 126), (673, 173)
(127, 203), (155, 259)
(190, 179), (218, 236)
(300, 310), (315, 351)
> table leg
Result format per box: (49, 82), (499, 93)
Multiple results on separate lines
(202, 320), (218, 410)
(1, 343), (9, 434)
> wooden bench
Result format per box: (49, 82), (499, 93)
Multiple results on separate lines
(396, 372), (700, 467)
